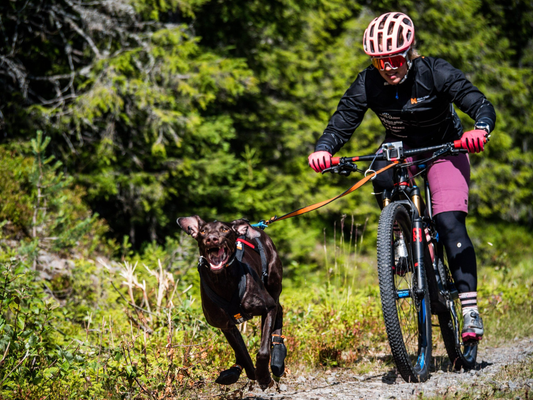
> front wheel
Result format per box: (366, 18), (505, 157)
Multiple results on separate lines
(437, 258), (477, 370)
(377, 203), (432, 383)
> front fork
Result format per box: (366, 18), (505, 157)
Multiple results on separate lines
(412, 217), (426, 299)
(383, 184), (427, 298)
(412, 216), (429, 353)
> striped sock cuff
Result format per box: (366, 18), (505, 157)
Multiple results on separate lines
(459, 291), (478, 315)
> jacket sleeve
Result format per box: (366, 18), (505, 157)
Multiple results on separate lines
(315, 72), (369, 154)
(433, 58), (496, 133)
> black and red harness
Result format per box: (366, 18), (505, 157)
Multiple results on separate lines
(197, 236), (268, 325)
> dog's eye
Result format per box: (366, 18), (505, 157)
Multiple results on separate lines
(221, 227), (229, 233)
(200, 230), (206, 235)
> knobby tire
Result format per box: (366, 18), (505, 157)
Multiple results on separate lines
(377, 203), (432, 383)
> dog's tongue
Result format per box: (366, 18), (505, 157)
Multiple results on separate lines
(208, 247), (227, 270)
(211, 248), (225, 263)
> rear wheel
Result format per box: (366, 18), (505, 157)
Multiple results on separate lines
(437, 258), (477, 370)
(377, 203), (432, 382)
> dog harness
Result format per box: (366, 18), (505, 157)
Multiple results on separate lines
(197, 236), (269, 325)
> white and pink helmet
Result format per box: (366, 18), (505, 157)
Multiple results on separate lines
(363, 12), (415, 56)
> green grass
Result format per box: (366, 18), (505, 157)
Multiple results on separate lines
(478, 258), (533, 346)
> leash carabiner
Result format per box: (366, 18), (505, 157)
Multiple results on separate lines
(251, 220), (270, 230)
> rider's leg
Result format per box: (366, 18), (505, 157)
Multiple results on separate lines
(434, 212), (483, 340)
(428, 154), (483, 339)
(427, 153), (475, 296)
(434, 211), (477, 294)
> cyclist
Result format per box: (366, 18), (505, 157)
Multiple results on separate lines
(308, 12), (496, 342)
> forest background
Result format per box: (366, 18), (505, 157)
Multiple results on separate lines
(0, 0), (532, 399)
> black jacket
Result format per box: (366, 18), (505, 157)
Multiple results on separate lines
(315, 56), (496, 154)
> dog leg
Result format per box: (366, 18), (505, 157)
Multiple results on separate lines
(215, 364), (243, 385)
(217, 327), (255, 384)
(270, 304), (286, 378)
(256, 307), (278, 390)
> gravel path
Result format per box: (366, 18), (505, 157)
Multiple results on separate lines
(236, 337), (533, 399)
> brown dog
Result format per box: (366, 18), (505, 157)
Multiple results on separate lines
(177, 216), (286, 389)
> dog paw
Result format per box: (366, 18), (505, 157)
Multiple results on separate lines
(258, 377), (274, 391)
(215, 366), (242, 385)
(270, 340), (287, 377)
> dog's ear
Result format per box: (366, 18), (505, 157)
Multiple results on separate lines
(176, 216), (205, 238)
(231, 219), (260, 239)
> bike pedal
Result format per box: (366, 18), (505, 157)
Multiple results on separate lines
(462, 332), (482, 342)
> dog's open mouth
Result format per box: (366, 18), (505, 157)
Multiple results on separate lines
(205, 245), (231, 270)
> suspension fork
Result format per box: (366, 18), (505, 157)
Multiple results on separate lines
(412, 217), (426, 297)
(404, 178), (426, 298)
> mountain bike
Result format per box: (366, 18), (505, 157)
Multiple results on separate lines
(323, 140), (478, 383)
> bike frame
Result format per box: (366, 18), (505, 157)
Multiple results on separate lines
(378, 146), (458, 312)
(331, 140), (465, 325)
(330, 140), (464, 284)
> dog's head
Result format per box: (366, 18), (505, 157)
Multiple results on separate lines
(177, 216), (260, 272)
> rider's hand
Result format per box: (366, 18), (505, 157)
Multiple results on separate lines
(458, 130), (488, 153)
(308, 151), (332, 173)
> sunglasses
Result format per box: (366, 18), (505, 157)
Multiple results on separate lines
(371, 49), (410, 71)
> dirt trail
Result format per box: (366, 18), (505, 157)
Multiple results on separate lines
(234, 337), (533, 399)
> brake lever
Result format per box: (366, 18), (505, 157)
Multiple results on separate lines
(445, 147), (468, 157)
(321, 162), (358, 176)
(434, 143), (457, 158)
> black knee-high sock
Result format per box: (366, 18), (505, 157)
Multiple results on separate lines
(434, 211), (477, 293)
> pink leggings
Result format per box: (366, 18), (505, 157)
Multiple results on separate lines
(413, 153), (470, 215)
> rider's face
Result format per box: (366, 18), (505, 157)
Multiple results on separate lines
(378, 63), (408, 85)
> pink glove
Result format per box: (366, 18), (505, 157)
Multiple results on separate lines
(458, 129), (488, 153)
(308, 151), (332, 173)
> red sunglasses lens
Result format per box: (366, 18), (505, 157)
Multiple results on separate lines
(372, 54), (407, 70)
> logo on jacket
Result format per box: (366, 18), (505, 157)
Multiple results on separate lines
(378, 113), (405, 133)
(411, 95), (429, 104)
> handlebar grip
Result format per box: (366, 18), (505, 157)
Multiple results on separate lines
(331, 157), (340, 166)
(453, 140), (463, 150)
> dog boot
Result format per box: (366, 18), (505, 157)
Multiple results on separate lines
(270, 334), (287, 378)
(215, 364), (242, 385)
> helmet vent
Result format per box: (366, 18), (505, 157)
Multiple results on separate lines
(378, 15), (387, 30)
(398, 26), (404, 47)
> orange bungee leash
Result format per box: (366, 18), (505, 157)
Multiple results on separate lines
(251, 161), (398, 229)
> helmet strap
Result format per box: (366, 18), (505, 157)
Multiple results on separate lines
(398, 58), (412, 84)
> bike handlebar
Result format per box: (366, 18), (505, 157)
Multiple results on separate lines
(331, 140), (465, 166)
